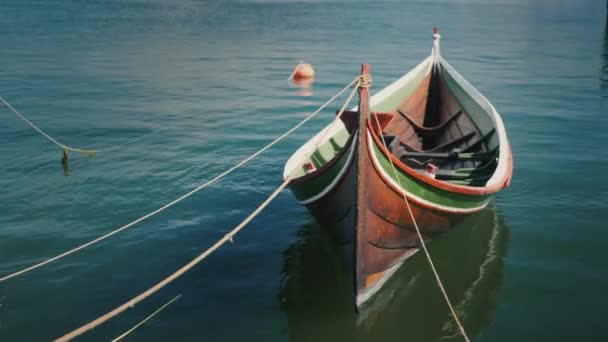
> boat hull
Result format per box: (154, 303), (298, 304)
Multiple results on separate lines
(355, 124), (490, 306)
(285, 48), (513, 307)
(290, 134), (488, 306)
(288, 128), (491, 307)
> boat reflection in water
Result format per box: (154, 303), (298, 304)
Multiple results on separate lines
(278, 207), (509, 341)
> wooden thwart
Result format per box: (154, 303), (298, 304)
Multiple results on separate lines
(397, 109), (463, 138)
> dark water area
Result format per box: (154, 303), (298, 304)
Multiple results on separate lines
(0, 0), (607, 341)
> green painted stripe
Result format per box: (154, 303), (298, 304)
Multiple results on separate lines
(289, 139), (353, 202)
(370, 138), (490, 209)
(291, 128), (350, 179)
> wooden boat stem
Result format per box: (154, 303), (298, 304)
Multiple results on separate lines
(355, 64), (372, 307)
(432, 26), (441, 64)
(365, 57), (471, 342)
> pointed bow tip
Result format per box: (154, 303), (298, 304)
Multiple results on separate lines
(433, 26), (441, 40)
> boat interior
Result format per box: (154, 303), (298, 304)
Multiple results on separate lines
(289, 63), (500, 187)
(377, 64), (499, 186)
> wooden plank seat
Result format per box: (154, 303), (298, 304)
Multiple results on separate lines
(400, 131), (476, 153)
(405, 148), (499, 185)
(459, 128), (496, 153)
(399, 148), (497, 168)
(381, 131), (497, 184)
(397, 109), (463, 138)
(433, 157), (498, 180)
(399, 128), (496, 165)
(401, 149), (497, 162)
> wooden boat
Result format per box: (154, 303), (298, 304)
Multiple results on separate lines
(283, 28), (513, 308)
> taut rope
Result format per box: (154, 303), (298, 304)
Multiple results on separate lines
(55, 174), (295, 341)
(0, 76), (360, 284)
(371, 113), (471, 342)
(54, 77), (363, 341)
(110, 294), (182, 342)
(0, 96), (100, 156)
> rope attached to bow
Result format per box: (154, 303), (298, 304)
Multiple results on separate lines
(0, 96), (100, 161)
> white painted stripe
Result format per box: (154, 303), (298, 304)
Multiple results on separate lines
(439, 58), (510, 189)
(299, 131), (358, 205)
(366, 131), (490, 214)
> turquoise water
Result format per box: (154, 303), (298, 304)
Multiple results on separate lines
(1, 0), (607, 341)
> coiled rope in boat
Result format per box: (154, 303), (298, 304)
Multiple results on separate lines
(55, 78), (363, 341)
(371, 112), (471, 342)
(0, 76), (360, 284)
(0, 96), (100, 158)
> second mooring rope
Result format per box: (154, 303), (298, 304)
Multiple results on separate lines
(371, 113), (471, 342)
(55, 174), (295, 342)
(55, 76), (366, 341)
(0, 96), (100, 156)
(110, 294), (182, 342)
(0, 76), (361, 284)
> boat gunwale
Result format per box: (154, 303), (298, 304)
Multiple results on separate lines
(438, 57), (513, 190)
(289, 131), (356, 185)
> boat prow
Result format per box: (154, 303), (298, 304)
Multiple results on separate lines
(284, 28), (513, 308)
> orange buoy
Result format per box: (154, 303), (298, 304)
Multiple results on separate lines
(292, 62), (315, 80)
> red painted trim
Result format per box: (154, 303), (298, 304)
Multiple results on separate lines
(366, 120), (513, 196)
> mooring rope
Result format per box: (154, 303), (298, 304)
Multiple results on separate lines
(110, 294), (182, 342)
(55, 174), (295, 342)
(358, 74), (372, 89)
(0, 96), (100, 156)
(371, 113), (470, 342)
(0, 76), (361, 284)
(55, 77), (365, 341)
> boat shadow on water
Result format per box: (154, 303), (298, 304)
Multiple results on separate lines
(278, 207), (509, 342)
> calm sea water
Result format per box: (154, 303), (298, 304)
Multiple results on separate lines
(1, 0), (607, 341)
